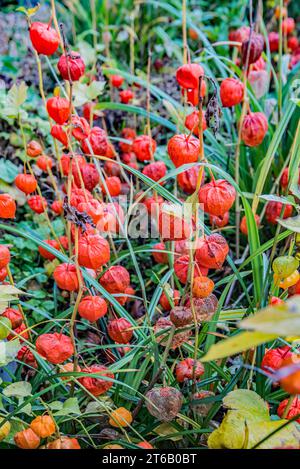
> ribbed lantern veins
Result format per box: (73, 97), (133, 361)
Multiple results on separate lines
(15, 173), (37, 195)
(198, 179), (236, 216)
(177, 166), (203, 194)
(78, 296), (108, 322)
(57, 51), (85, 82)
(78, 364), (114, 396)
(107, 318), (133, 344)
(195, 234), (229, 270)
(241, 32), (264, 65)
(46, 95), (70, 125)
(220, 78), (244, 107)
(53, 263), (80, 291)
(185, 110), (207, 136)
(29, 22), (59, 56)
(77, 233), (110, 270)
(36, 332), (74, 364)
(167, 134), (200, 168)
(132, 135), (157, 161)
(241, 112), (268, 147)
(0, 194), (16, 218)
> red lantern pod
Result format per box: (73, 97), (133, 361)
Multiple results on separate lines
(158, 207), (191, 242)
(77, 163), (100, 191)
(241, 112), (268, 147)
(29, 22), (60, 56)
(51, 124), (68, 146)
(175, 358), (204, 383)
(69, 187), (93, 208)
(209, 212), (229, 228)
(278, 397), (300, 423)
(107, 318), (133, 344)
(99, 265), (130, 294)
(0, 194), (16, 218)
(240, 214), (260, 235)
(168, 134), (200, 167)
(47, 96), (70, 125)
(77, 198), (104, 224)
(220, 78), (244, 107)
(177, 166), (203, 194)
(152, 242), (169, 264)
(119, 128), (136, 152)
(241, 32), (264, 65)
(36, 332), (74, 364)
(78, 364), (114, 396)
(77, 234), (110, 269)
(181, 85), (206, 106)
(111, 75), (124, 88)
(184, 110), (207, 136)
(142, 161), (167, 183)
(81, 126), (108, 156)
(199, 179), (236, 216)
(174, 255), (208, 284)
(195, 234), (229, 269)
(46, 437), (81, 449)
(261, 346), (292, 374)
(176, 63), (205, 90)
(232, 26), (250, 45)
(15, 174), (37, 194)
(38, 239), (60, 261)
(36, 155), (54, 172)
(0, 267), (8, 282)
(280, 353), (300, 395)
(78, 295), (108, 321)
(104, 160), (121, 177)
(51, 200), (64, 215)
(101, 176), (122, 197)
(265, 201), (293, 225)
(53, 263), (80, 291)
(282, 17), (295, 35)
(61, 153), (86, 176)
(14, 428), (40, 450)
(132, 135), (157, 161)
(0, 245), (10, 269)
(7, 322), (29, 342)
(268, 32), (279, 53)
(159, 289), (180, 311)
(28, 195), (47, 214)
(71, 115), (91, 142)
(119, 89), (134, 104)
(26, 140), (43, 157)
(17, 346), (38, 368)
(57, 51), (85, 82)
(2, 307), (23, 329)
(287, 36), (299, 52)
(192, 275), (215, 298)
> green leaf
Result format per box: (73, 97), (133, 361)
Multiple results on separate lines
(73, 81), (105, 107)
(3, 82), (28, 118)
(3, 381), (32, 398)
(259, 194), (296, 206)
(201, 331), (278, 362)
(53, 398), (81, 416)
(277, 215), (300, 233)
(0, 159), (19, 183)
(77, 40), (96, 66)
(0, 340), (22, 366)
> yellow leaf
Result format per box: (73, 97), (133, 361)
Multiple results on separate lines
(240, 295), (300, 336)
(201, 331), (278, 362)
